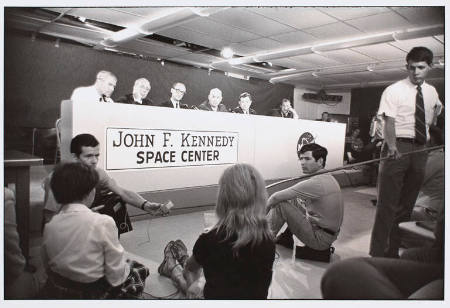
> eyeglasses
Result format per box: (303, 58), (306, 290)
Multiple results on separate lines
(173, 88), (186, 94)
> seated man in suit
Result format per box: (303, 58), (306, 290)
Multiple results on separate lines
(159, 82), (189, 109)
(43, 134), (171, 236)
(71, 70), (116, 104)
(268, 98), (299, 119)
(116, 78), (153, 106)
(197, 88), (229, 112)
(232, 92), (256, 115)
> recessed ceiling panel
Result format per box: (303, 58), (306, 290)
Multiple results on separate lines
(181, 17), (259, 43)
(247, 7), (338, 30)
(270, 30), (318, 45)
(302, 22), (364, 40)
(289, 53), (343, 67)
(392, 7), (444, 27)
(389, 37), (444, 56)
(351, 43), (406, 60)
(209, 8), (295, 36)
(52, 8), (149, 27)
(318, 7), (390, 21)
(320, 49), (376, 64)
(347, 11), (413, 33)
(157, 26), (229, 51)
(240, 38), (285, 50)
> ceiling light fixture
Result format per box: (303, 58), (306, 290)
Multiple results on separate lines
(55, 38), (60, 48)
(221, 47), (234, 59)
(161, 60), (165, 66)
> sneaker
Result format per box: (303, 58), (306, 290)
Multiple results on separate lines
(275, 228), (294, 249)
(295, 246), (335, 263)
(158, 242), (179, 278)
(171, 239), (189, 266)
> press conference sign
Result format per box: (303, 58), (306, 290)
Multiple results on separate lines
(106, 128), (239, 170)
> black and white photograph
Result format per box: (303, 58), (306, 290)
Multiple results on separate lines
(2, 0), (447, 306)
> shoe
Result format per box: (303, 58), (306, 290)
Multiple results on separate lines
(163, 241), (175, 257)
(275, 228), (294, 249)
(171, 239), (189, 266)
(158, 241), (178, 277)
(295, 246), (335, 263)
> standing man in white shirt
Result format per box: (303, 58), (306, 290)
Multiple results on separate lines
(369, 46), (443, 258)
(70, 70), (117, 104)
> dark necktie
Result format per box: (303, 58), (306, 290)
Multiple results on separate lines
(415, 85), (426, 144)
(99, 95), (107, 102)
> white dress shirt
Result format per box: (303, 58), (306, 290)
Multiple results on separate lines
(378, 78), (442, 141)
(70, 85), (114, 104)
(43, 203), (129, 286)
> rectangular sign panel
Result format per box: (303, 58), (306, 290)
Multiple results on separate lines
(106, 127), (239, 170)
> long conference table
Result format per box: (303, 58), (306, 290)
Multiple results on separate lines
(4, 150), (43, 265)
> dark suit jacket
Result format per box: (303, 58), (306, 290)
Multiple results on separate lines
(197, 101), (229, 112)
(116, 94), (154, 106)
(268, 108), (294, 118)
(159, 100), (189, 109)
(232, 106), (256, 114)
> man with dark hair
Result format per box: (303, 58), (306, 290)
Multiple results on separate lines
(159, 82), (189, 109)
(42, 162), (149, 299)
(232, 92), (256, 114)
(268, 98), (299, 119)
(369, 46), (443, 258)
(316, 111), (331, 122)
(266, 143), (343, 262)
(43, 133), (171, 235)
(116, 78), (153, 106)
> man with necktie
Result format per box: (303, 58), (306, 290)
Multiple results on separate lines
(369, 47), (443, 258)
(232, 92), (256, 115)
(70, 70), (117, 104)
(197, 88), (229, 112)
(159, 82), (189, 109)
(116, 78), (153, 106)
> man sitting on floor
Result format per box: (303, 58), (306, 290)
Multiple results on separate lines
(43, 133), (171, 235)
(41, 162), (149, 299)
(266, 143), (344, 262)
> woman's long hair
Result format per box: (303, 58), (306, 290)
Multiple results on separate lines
(214, 163), (273, 255)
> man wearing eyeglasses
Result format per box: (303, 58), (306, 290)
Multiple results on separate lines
(159, 82), (189, 109)
(116, 78), (154, 106)
(369, 46), (443, 258)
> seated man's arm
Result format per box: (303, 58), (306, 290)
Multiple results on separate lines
(268, 178), (321, 209)
(105, 175), (167, 213)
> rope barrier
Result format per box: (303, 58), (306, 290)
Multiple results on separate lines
(266, 145), (444, 190)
